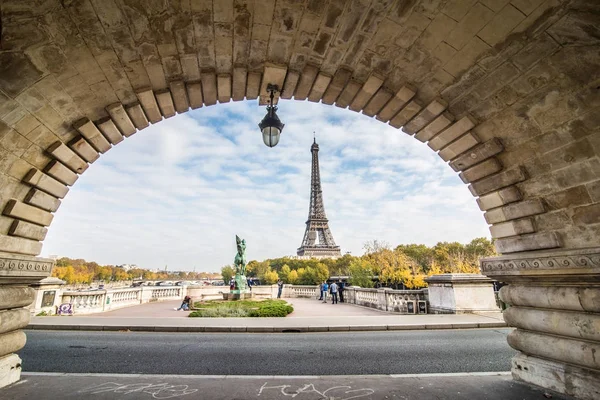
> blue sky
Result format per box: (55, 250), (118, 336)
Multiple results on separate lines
(42, 100), (490, 271)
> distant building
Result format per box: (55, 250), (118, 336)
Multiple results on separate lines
(117, 264), (138, 271)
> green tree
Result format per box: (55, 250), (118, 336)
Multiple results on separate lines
(221, 265), (235, 283)
(287, 270), (299, 284)
(348, 259), (375, 288)
(263, 269), (279, 284)
(279, 264), (291, 283)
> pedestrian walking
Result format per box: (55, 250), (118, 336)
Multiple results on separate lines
(338, 281), (345, 303)
(322, 281), (329, 303)
(277, 279), (284, 298)
(318, 281), (324, 300)
(330, 282), (338, 304)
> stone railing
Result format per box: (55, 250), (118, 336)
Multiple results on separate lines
(284, 285), (319, 298)
(344, 287), (427, 313)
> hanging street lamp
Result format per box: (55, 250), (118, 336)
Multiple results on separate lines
(258, 84), (285, 147)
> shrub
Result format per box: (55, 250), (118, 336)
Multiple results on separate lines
(189, 299), (293, 318)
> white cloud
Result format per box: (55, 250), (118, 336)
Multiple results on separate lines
(42, 101), (490, 271)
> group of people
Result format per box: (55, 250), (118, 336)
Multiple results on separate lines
(318, 281), (345, 304)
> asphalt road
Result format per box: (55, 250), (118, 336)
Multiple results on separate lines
(19, 329), (515, 375)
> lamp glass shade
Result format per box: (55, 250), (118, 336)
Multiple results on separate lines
(262, 126), (281, 147)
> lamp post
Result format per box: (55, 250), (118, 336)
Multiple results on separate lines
(258, 84), (285, 147)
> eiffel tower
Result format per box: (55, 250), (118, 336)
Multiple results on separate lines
(297, 139), (341, 258)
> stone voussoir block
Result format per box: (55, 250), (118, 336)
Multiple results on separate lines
(22, 169), (69, 199)
(9, 220), (48, 241)
(44, 160), (78, 186)
(97, 118), (124, 145)
(3, 200), (53, 227)
(169, 80), (190, 112)
(403, 98), (448, 134)
(495, 232), (561, 253)
(280, 70), (300, 100)
(24, 188), (60, 213)
(428, 115), (477, 151)
(450, 138), (504, 172)
(136, 88), (162, 123)
(439, 132), (480, 162)
(490, 218), (535, 239)
(389, 100), (422, 130)
(155, 90), (176, 118)
(232, 67), (247, 102)
(69, 136), (99, 163)
(105, 103), (136, 137)
(73, 118), (111, 153)
(469, 166), (527, 196)
(322, 68), (352, 105)
(125, 103), (149, 130)
(376, 85), (417, 122)
(460, 158), (502, 183)
(414, 112), (455, 143)
(186, 82), (203, 109)
(46, 142), (88, 174)
(477, 186), (522, 211)
(349, 74), (384, 112)
(484, 199), (545, 224)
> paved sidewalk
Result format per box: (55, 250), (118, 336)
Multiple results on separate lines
(27, 298), (507, 332)
(3, 372), (573, 400)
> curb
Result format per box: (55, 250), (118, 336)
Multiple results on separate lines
(26, 321), (507, 333)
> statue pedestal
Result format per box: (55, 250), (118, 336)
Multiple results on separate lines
(222, 291), (253, 300)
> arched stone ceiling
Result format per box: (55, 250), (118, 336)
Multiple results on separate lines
(0, 0), (598, 258)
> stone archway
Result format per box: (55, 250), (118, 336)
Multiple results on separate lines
(0, 0), (599, 398)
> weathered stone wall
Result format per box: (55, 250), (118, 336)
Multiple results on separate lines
(0, 0), (598, 257)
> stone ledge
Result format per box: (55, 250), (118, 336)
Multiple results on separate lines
(481, 247), (600, 282)
(425, 273), (494, 284)
(0, 251), (54, 284)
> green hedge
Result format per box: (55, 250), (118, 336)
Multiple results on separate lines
(189, 299), (293, 318)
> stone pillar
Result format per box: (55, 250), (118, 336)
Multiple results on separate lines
(481, 248), (600, 400)
(0, 252), (53, 388)
(425, 273), (499, 314)
(29, 277), (65, 315)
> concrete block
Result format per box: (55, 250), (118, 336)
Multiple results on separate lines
(9, 220), (47, 241)
(294, 64), (319, 101)
(105, 103), (136, 137)
(389, 100), (422, 129)
(24, 189), (60, 213)
(73, 119), (111, 153)
(169, 80), (190, 113)
(415, 112), (455, 142)
(490, 218), (535, 238)
(439, 132), (480, 161)
(46, 142), (88, 174)
(477, 186), (522, 211)
(376, 85), (417, 123)
(201, 72), (218, 105)
(23, 169), (69, 199)
(232, 67), (247, 101)
(280, 70), (300, 100)
(44, 160), (78, 186)
(444, 36), (491, 77)
(155, 90), (176, 118)
(186, 82), (203, 109)
(246, 71), (262, 100)
(460, 158), (502, 183)
(335, 80), (362, 109)
(477, 5), (526, 47)
(362, 89), (393, 117)
(450, 138), (504, 172)
(3, 200), (53, 227)
(136, 89), (162, 124)
(260, 65), (287, 104)
(428, 116), (477, 151)
(97, 118), (124, 145)
(307, 73), (332, 103)
(322, 68), (352, 105)
(403, 99), (448, 134)
(469, 167), (527, 196)
(495, 232), (560, 253)
(125, 103), (149, 130)
(69, 137), (99, 163)
(217, 74), (231, 104)
(349, 75), (384, 112)
(0, 235), (42, 256)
